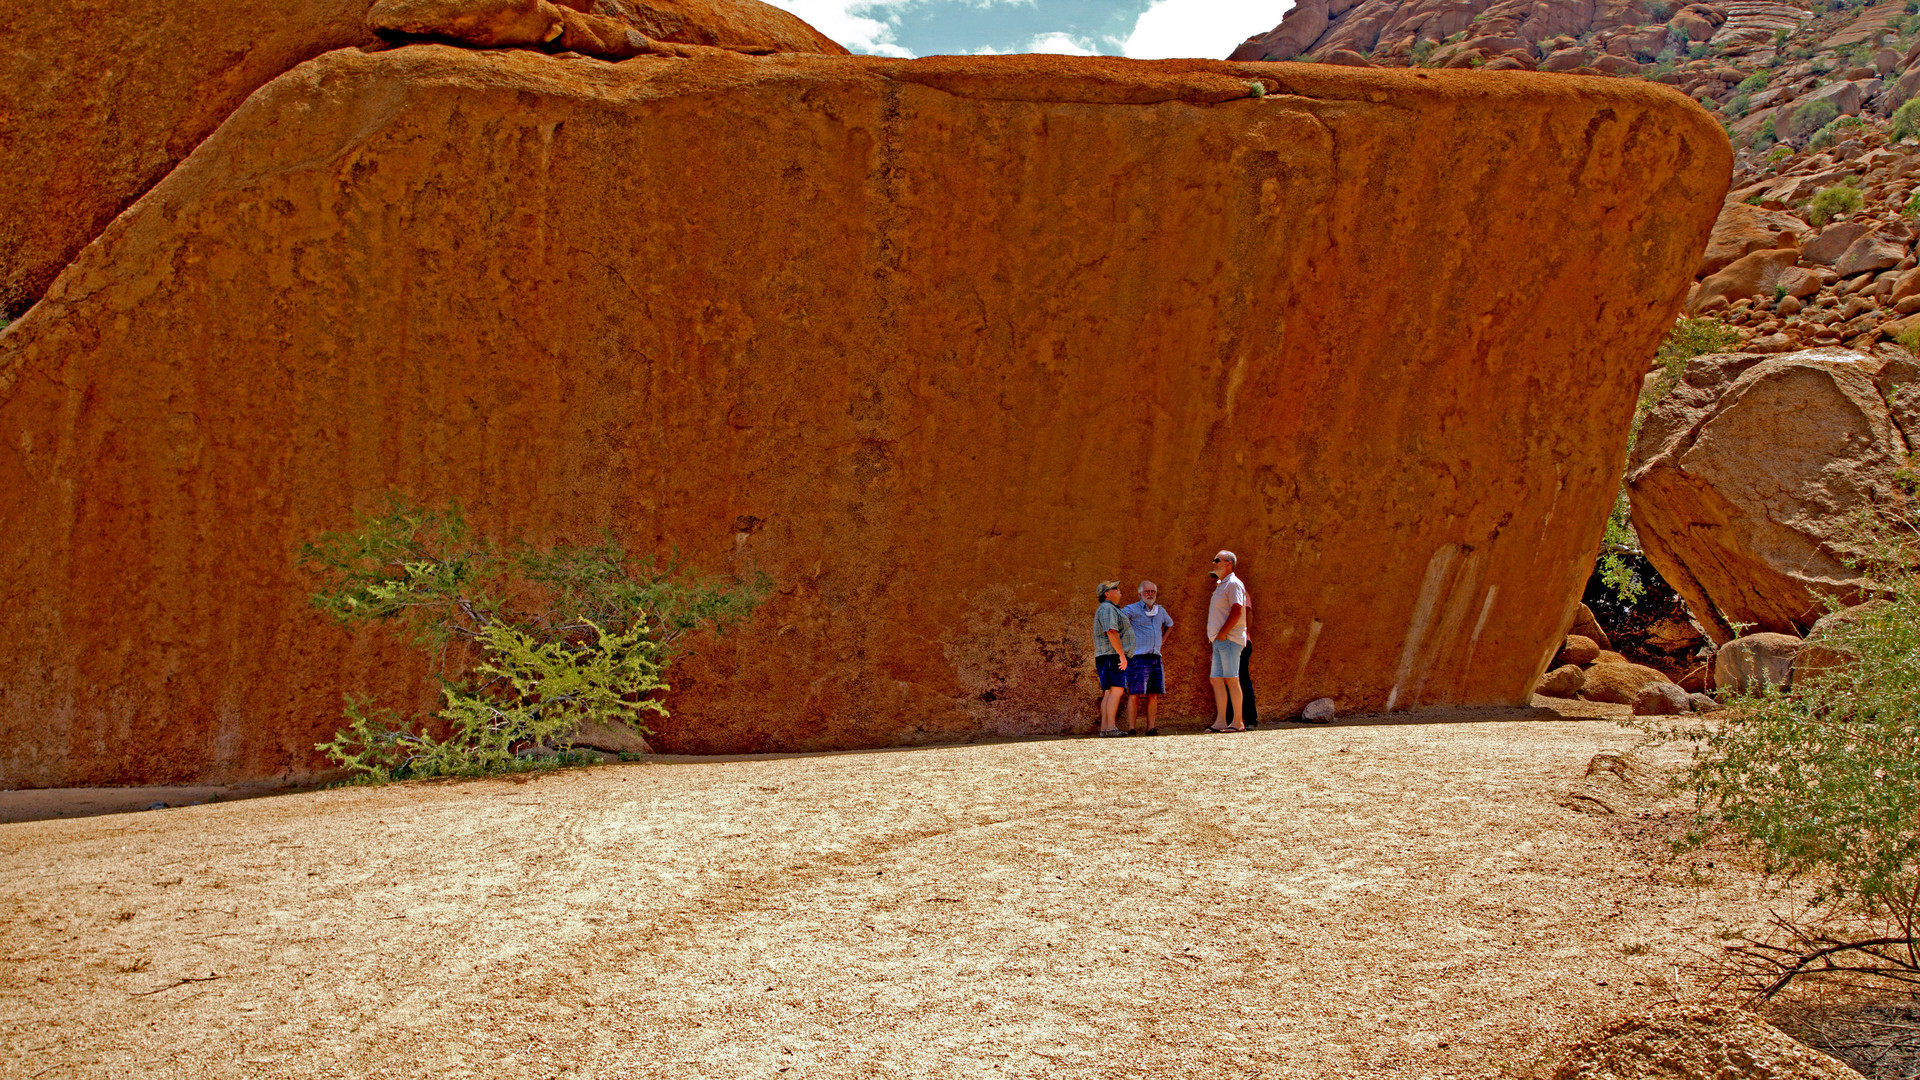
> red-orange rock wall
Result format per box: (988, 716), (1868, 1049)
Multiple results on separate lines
(0, 0), (377, 319)
(0, 51), (1729, 785)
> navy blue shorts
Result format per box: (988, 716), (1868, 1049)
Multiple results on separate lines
(1125, 653), (1165, 695)
(1095, 654), (1127, 691)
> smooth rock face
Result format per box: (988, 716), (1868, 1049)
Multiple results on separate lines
(1628, 350), (1915, 643)
(1714, 632), (1803, 693)
(0, 50), (1728, 785)
(0, 0), (843, 320)
(1551, 1005), (1863, 1080)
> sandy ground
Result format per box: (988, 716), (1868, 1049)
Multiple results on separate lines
(0, 702), (1802, 1080)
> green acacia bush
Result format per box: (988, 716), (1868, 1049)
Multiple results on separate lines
(299, 495), (766, 782)
(1807, 182), (1865, 227)
(1646, 510), (1920, 995)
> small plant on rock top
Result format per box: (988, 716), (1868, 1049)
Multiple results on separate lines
(1899, 324), (1920, 353)
(1902, 191), (1920, 219)
(1893, 98), (1920, 143)
(1808, 114), (1869, 150)
(1739, 71), (1772, 92)
(1726, 92), (1753, 116)
(299, 494), (768, 783)
(1758, 113), (1779, 148)
(1808, 182), (1866, 227)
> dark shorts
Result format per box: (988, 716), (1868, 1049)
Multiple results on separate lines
(1095, 654), (1127, 691)
(1125, 653), (1165, 695)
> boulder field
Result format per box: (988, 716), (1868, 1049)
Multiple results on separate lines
(0, 49), (1728, 785)
(0, 0), (842, 320)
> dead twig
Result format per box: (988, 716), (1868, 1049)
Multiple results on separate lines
(129, 973), (224, 997)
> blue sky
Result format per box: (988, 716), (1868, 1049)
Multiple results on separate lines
(763, 0), (1287, 60)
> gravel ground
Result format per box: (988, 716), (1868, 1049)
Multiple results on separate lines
(0, 701), (1798, 1080)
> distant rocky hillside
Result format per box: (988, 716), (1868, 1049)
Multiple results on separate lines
(1239, 0), (1920, 375)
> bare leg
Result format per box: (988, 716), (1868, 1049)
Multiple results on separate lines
(1100, 687), (1124, 732)
(1146, 694), (1160, 731)
(1209, 677), (1231, 730)
(1224, 678), (1245, 730)
(1125, 695), (1138, 732)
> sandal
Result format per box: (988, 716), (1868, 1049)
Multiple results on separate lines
(1098, 728), (1133, 738)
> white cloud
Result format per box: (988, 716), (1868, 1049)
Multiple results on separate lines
(762, 0), (916, 56)
(1120, 0), (1288, 60)
(1026, 30), (1100, 54)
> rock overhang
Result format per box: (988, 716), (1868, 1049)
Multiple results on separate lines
(0, 47), (1731, 784)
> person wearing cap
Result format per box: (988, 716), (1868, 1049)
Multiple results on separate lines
(1120, 580), (1173, 735)
(1204, 550), (1250, 733)
(1091, 580), (1135, 737)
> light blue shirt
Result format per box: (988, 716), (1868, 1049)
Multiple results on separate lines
(1120, 601), (1173, 655)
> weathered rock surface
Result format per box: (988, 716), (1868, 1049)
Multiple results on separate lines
(1699, 202), (1811, 277)
(0, 0), (376, 319)
(1556, 634), (1601, 667)
(1631, 681), (1690, 715)
(1715, 632), (1803, 692)
(1537, 665), (1588, 698)
(1568, 602), (1612, 651)
(1628, 349), (1914, 643)
(1551, 1005), (1864, 1080)
(1791, 598), (1890, 682)
(0, 50), (1727, 785)
(0, 0), (844, 321)
(1581, 661), (1672, 704)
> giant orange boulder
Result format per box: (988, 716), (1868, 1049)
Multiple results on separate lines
(0, 0), (843, 320)
(0, 50), (1729, 786)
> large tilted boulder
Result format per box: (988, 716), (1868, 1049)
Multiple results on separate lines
(0, 0), (843, 320)
(1628, 349), (1916, 644)
(0, 52), (1728, 785)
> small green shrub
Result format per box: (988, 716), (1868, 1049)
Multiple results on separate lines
(1774, 27), (1792, 47)
(1247, 81), (1266, 98)
(1688, 41), (1710, 59)
(299, 494), (767, 783)
(1768, 143), (1794, 164)
(1902, 191), (1920, 219)
(1758, 114), (1778, 147)
(1738, 71), (1772, 92)
(1726, 92), (1753, 116)
(1899, 324), (1920, 352)
(1808, 114), (1869, 150)
(1808, 182), (1865, 226)
(1893, 97), (1920, 142)
(1794, 97), (1841, 136)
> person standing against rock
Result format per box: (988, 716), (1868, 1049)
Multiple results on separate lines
(1120, 581), (1173, 736)
(1205, 551), (1250, 733)
(1092, 580), (1135, 738)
